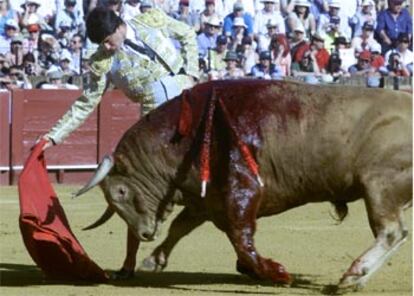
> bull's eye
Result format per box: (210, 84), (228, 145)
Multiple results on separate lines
(114, 185), (128, 202)
(119, 187), (126, 196)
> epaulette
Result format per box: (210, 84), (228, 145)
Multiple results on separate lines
(132, 8), (166, 28)
(89, 47), (113, 76)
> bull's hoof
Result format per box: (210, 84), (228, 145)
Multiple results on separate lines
(236, 259), (292, 285)
(138, 255), (166, 272)
(236, 260), (260, 279)
(110, 268), (135, 280)
(337, 273), (366, 291)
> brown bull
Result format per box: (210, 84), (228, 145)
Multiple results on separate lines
(76, 80), (412, 289)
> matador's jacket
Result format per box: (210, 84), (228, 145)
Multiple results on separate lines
(47, 9), (199, 145)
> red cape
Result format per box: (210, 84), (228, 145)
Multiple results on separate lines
(18, 139), (108, 282)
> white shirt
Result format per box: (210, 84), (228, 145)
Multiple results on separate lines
(254, 10), (285, 36)
(385, 48), (414, 67)
(121, 3), (141, 20)
(351, 36), (381, 53)
(188, 0), (225, 18)
(222, 0), (256, 17)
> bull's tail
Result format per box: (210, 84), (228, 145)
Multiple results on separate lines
(330, 201), (349, 223)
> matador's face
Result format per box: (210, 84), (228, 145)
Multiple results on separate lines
(102, 24), (127, 54)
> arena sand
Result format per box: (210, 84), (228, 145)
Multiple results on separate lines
(0, 186), (412, 296)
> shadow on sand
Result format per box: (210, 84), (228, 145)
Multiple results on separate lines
(0, 262), (343, 295)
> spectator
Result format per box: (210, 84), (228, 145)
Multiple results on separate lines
(380, 51), (410, 76)
(332, 36), (356, 71)
(254, 0), (285, 38)
(22, 51), (40, 76)
(384, 33), (413, 71)
(327, 50), (347, 80)
(318, 0), (352, 40)
(287, 0), (316, 39)
(376, 0), (412, 54)
(38, 33), (60, 71)
(237, 35), (257, 73)
(40, 69), (78, 89)
(228, 17), (248, 50)
(348, 50), (374, 75)
(199, 0), (219, 33)
(62, 33), (84, 75)
(257, 19), (279, 52)
(310, 33), (330, 72)
(58, 50), (77, 76)
(291, 49), (320, 76)
(351, 21), (381, 52)
(120, 0), (141, 21)
(223, 2), (254, 37)
(190, 0), (224, 18)
(269, 33), (291, 76)
(139, 0), (153, 13)
(207, 34), (228, 77)
(54, 0), (85, 37)
(19, 0), (47, 30)
(290, 24), (310, 63)
(4, 35), (25, 66)
(321, 15), (341, 52)
(217, 50), (244, 79)
(370, 42), (385, 70)
(55, 19), (73, 49)
(0, 0), (18, 36)
(223, 0), (256, 17)
(250, 50), (283, 79)
(350, 0), (376, 37)
(7, 64), (32, 88)
(0, 52), (9, 73)
(197, 15), (222, 58)
(172, 0), (200, 30)
(0, 19), (19, 54)
(25, 22), (40, 55)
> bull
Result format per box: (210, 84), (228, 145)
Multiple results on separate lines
(75, 80), (412, 289)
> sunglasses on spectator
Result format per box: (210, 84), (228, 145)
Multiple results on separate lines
(360, 59), (370, 63)
(6, 26), (17, 30)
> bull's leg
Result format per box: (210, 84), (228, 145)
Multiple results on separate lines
(223, 163), (292, 284)
(139, 207), (206, 272)
(339, 173), (411, 290)
(111, 228), (140, 280)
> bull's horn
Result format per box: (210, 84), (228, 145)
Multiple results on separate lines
(72, 155), (114, 198)
(82, 206), (115, 230)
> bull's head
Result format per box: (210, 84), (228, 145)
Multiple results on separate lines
(73, 155), (162, 241)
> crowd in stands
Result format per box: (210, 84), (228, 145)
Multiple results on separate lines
(0, 0), (412, 90)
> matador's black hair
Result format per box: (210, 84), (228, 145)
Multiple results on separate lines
(86, 7), (124, 44)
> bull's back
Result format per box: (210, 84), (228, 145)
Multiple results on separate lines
(253, 83), (412, 215)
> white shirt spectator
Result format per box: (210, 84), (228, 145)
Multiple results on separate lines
(223, 0), (256, 17)
(254, 1), (285, 36)
(54, 0), (85, 35)
(188, 0), (225, 18)
(384, 48), (413, 67)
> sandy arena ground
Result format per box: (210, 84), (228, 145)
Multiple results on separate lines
(0, 185), (412, 296)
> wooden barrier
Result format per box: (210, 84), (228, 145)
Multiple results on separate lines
(5, 89), (139, 185)
(0, 91), (11, 185)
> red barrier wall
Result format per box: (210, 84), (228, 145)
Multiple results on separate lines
(0, 91), (11, 185)
(3, 89), (140, 185)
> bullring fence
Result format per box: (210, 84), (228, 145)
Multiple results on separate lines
(0, 89), (140, 185)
